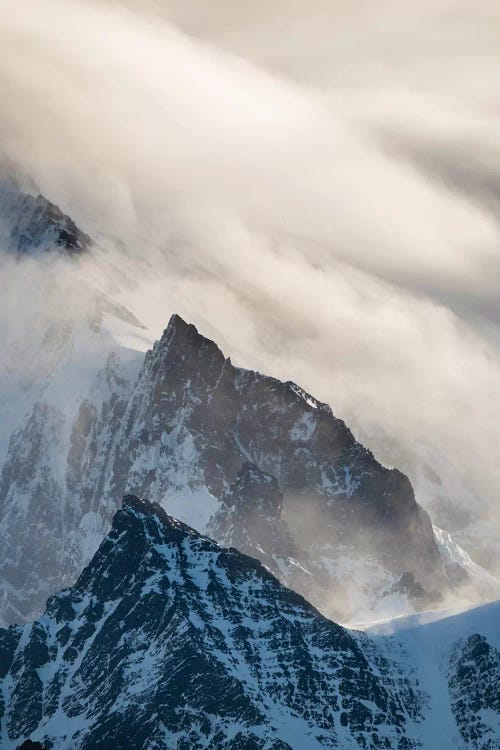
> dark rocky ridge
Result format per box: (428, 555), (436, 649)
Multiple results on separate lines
(0, 495), (424, 750)
(0, 312), (450, 627)
(0, 177), (91, 256)
(3, 496), (497, 749)
(448, 633), (500, 748)
(106, 314), (444, 585)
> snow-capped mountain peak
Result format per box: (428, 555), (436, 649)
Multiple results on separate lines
(2, 496), (498, 749)
(0, 309), (474, 627)
(0, 176), (91, 256)
(0, 495), (430, 749)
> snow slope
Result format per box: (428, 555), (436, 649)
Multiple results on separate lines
(0, 497), (427, 750)
(366, 601), (500, 750)
(2, 498), (498, 749)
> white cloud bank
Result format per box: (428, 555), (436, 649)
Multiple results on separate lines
(0, 0), (499, 565)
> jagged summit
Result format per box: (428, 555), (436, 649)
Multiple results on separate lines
(132, 315), (441, 577)
(160, 313), (225, 357)
(71, 493), (241, 602)
(159, 314), (331, 415)
(0, 305), (451, 627)
(0, 495), (424, 750)
(121, 491), (178, 524)
(119, 492), (215, 547)
(2, 495), (498, 749)
(0, 176), (91, 256)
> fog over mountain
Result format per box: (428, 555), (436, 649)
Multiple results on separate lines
(0, 3), (499, 575)
(1, 4), (500, 748)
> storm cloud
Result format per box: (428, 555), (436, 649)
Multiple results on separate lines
(0, 0), (499, 567)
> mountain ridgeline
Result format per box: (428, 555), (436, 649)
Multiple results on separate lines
(2, 496), (499, 750)
(1, 178), (499, 750)
(1, 310), (452, 626)
(0, 495), (425, 749)
(0, 177), (91, 256)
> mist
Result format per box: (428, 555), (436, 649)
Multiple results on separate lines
(0, 0), (499, 572)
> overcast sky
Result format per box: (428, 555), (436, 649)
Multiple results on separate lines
(1, 0), (499, 535)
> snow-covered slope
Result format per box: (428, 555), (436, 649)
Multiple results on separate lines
(0, 180), (145, 624)
(0, 345), (142, 624)
(1, 496), (498, 750)
(434, 526), (500, 602)
(366, 600), (500, 750)
(0, 496), (426, 750)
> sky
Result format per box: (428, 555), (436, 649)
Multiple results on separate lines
(0, 0), (499, 561)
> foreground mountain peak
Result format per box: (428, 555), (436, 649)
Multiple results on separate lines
(3, 496), (498, 749)
(72, 493), (219, 598)
(121, 491), (180, 526)
(0, 496), (424, 750)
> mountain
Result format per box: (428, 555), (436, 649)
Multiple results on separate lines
(75, 314), (450, 613)
(208, 463), (316, 598)
(1, 496), (498, 750)
(350, 421), (500, 580)
(0, 349), (142, 624)
(0, 310), (470, 626)
(207, 462), (345, 613)
(0, 496), (427, 750)
(208, 462), (302, 574)
(0, 181), (488, 627)
(0, 176), (91, 256)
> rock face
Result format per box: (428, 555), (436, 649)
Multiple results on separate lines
(350, 420), (500, 581)
(0, 495), (424, 750)
(208, 462), (301, 573)
(2, 497), (498, 750)
(448, 634), (500, 749)
(0, 177), (90, 255)
(0, 313), (450, 626)
(98, 315), (445, 604)
(207, 461), (316, 596)
(208, 463), (338, 613)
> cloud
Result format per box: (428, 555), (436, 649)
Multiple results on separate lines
(1, 0), (500, 569)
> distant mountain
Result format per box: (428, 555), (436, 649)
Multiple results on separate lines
(72, 313), (454, 614)
(2, 496), (498, 750)
(1, 309), (477, 626)
(0, 176), (90, 256)
(0, 176), (145, 624)
(0, 180), (491, 627)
